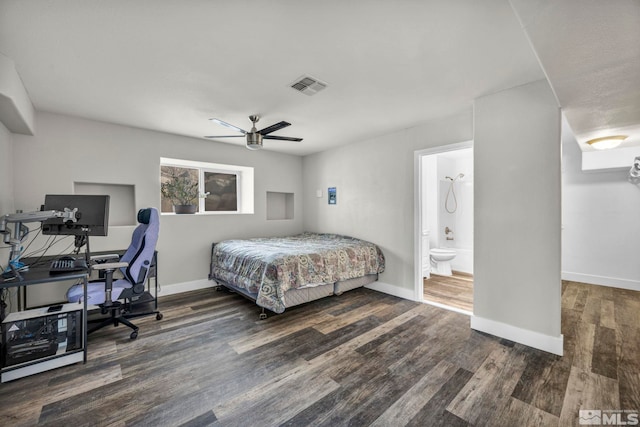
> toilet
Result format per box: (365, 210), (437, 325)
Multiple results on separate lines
(430, 248), (457, 276)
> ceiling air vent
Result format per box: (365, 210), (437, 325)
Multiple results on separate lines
(290, 75), (327, 96)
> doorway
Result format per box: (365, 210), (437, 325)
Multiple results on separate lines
(414, 141), (473, 314)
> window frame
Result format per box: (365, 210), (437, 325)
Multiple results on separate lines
(160, 157), (254, 215)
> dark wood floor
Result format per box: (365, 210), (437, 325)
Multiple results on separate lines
(0, 281), (638, 426)
(424, 271), (474, 312)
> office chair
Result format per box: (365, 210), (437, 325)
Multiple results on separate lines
(67, 207), (162, 339)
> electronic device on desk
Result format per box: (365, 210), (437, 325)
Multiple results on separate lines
(0, 194), (110, 281)
(49, 256), (88, 274)
(41, 194), (109, 237)
(1, 304), (83, 381)
(42, 194), (110, 262)
(1, 207), (81, 280)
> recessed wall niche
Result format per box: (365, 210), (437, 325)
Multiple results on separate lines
(74, 182), (136, 226)
(266, 191), (294, 220)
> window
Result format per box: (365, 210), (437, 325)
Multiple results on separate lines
(160, 158), (254, 214)
(204, 171), (238, 212)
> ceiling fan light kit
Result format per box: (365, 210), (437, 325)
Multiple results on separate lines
(246, 132), (263, 150)
(205, 114), (302, 150)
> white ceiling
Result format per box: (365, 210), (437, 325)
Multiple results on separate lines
(0, 0), (638, 156)
(510, 0), (640, 152)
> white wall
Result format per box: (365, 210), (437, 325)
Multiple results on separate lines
(473, 79), (562, 355)
(562, 118), (640, 290)
(303, 111), (474, 297)
(10, 112), (304, 303)
(0, 121), (13, 216)
(0, 121), (17, 311)
(0, 121), (14, 272)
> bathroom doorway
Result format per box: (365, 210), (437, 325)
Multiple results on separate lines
(414, 141), (473, 314)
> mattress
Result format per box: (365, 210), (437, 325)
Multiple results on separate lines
(209, 233), (385, 313)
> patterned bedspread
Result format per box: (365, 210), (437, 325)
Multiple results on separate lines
(210, 233), (385, 313)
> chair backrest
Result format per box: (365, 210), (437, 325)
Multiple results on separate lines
(120, 208), (159, 285)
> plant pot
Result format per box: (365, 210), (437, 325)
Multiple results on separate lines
(174, 204), (197, 214)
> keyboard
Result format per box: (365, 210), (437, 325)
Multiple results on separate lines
(49, 257), (88, 274)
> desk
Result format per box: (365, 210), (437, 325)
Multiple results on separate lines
(0, 267), (88, 382)
(17, 254), (92, 310)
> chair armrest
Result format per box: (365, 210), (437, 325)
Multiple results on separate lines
(90, 253), (121, 262)
(92, 261), (129, 271)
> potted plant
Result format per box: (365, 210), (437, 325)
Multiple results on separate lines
(161, 167), (200, 214)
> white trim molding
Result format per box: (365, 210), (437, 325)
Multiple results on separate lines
(471, 315), (564, 356)
(157, 279), (214, 297)
(365, 281), (418, 301)
(562, 271), (640, 292)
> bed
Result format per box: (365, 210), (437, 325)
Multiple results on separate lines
(209, 232), (385, 316)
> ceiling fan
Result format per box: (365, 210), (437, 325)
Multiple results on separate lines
(205, 115), (303, 150)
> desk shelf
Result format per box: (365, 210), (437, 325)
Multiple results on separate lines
(1, 304), (84, 382)
(0, 270), (88, 383)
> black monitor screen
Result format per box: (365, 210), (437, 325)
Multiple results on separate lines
(41, 194), (110, 236)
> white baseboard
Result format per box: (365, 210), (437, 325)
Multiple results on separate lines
(158, 279), (215, 297)
(562, 271), (640, 292)
(365, 281), (417, 301)
(470, 315), (563, 356)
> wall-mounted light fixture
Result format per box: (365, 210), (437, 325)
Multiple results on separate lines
(586, 135), (628, 150)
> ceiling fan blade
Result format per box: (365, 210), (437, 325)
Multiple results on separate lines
(209, 118), (247, 134)
(204, 135), (245, 138)
(258, 121), (291, 135)
(264, 135), (303, 142)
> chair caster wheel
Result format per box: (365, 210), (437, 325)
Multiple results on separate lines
(259, 313), (267, 320)
(130, 331), (138, 340)
(156, 313), (163, 320)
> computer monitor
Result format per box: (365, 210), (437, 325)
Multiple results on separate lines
(41, 194), (110, 237)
